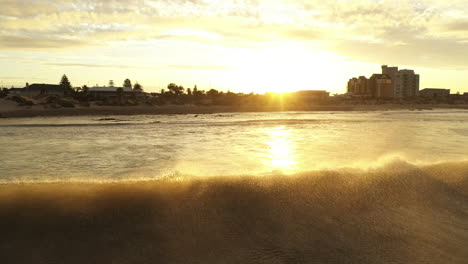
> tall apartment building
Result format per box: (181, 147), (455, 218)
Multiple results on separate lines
(368, 74), (393, 98)
(381, 65), (419, 98)
(394, 69), (420, 98)
(357, 76), (369, 94)
(347, 76), (370, 96)
(347, 78), (358, 94)
(381, 65), (398, 80)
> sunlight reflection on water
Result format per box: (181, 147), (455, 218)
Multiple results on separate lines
(263, 126), (297, 173)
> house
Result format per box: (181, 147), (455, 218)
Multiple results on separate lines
(87, 86), (134, 100)
(8, 88), (23, 94)
(21, 83), (72, 97)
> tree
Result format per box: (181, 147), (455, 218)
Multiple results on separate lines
(59, 74), (72, 95)
(134, 82), (143, 92)
(59, 74), (72, 90)
(123, 79), (132, 89)
(207, 89), (219, 97)
(109, 80), (114, 87)
(167, 83), (184, 95)
(187, 88), (192, 96)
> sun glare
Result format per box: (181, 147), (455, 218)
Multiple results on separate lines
(228, 43), (343, 93)
(264, 126), (297, 172)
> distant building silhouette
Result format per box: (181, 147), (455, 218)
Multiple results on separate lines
(394, 69), (419, 98)
(420, 88), (450, 98)
(368, 74), (393, 98)
(294, 90), (330, 100)
(88, 86), (133, 100)
(347, 77), (358, 94)
(20, 83), (71, 97)
(347, 65), (419, 98)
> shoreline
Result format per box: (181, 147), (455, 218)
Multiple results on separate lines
(1, 103), (468, 118)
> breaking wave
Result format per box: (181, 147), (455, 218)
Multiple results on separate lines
(1, 161), (467, 263)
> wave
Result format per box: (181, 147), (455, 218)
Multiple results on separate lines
(0, 123), (152, 128)
(0, 161), (467, 263)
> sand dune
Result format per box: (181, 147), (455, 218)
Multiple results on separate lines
(1, 161), (467, 263)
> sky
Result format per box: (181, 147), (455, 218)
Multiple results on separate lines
(1, 0), (468, 94)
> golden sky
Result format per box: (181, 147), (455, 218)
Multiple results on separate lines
(1, 0), (468, 93)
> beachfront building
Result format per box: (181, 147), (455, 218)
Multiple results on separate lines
(419, 88), (450, 98)
(19, 83), (73, 97)
(381, 65), (420, 98)
(347, 76), (371, 97)
(348, 78), (357, 94)
(347, 65), (420, 99)
(394, 69), (420, 98)
(368, 74), (393, 98)
(87, 86), (134, 100)
(357, 76), (369, 95)
(347, 78), (358, 94)
(294, 90), (330, 100)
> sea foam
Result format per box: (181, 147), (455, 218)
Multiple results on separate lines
(0, 161), (467, 263)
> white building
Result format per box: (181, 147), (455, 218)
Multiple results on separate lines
(394, 70), (419, 98)
(381, 65), (419, 98)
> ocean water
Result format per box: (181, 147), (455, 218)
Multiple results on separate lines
(1, 110), (468, 182)
(1, 110), (468, 263)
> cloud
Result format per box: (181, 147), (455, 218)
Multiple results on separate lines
(44, 62), (231, 71)
(168, 65), (232, 70)
(0, 35), (87, 49)
(445, 20), (468, 32)
(1, 0), (468, 68)
(44, 63), (159, 70)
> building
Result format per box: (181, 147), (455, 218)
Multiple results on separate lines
(8, 88), (23, 94)
(294, 90), (330, 100)
(394, 69), (420, 98)
(347, 65), (420, 98)
(20, 83), (72, 97)
(347, 78), (358, 94)
(87, 86), (134, 99)
(381, 65), (420, 98)
(381, 65), (398, 96)
(368, 74), (393, 98)
(381, 65), (399, 78)
(347, 76), (371, 96)
(419, 88), (450, 97)
(357, 76), (369, 95)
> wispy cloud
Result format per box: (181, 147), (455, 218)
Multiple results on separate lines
(1, 0), (468, 68)
(0, 35), (87, 49)
(45, 62), (231, 71)
(168, 65), (232, 70)
(44, 63), (160, 70)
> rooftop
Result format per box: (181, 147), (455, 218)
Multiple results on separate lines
(88, 86), (133, 92)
